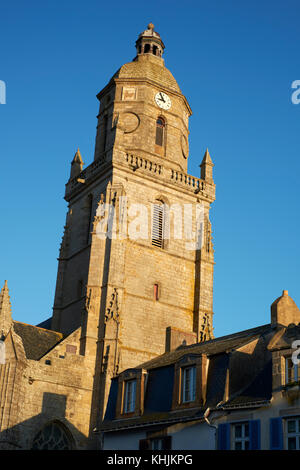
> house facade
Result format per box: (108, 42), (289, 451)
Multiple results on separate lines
(101, 290), (300, 450)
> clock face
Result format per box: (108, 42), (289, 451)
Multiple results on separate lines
(155, 92), (171, 110)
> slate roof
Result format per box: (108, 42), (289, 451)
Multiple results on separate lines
(137, 323), (273, 370)
(13, 321), (63, 360)
(101, 323), (275, 432)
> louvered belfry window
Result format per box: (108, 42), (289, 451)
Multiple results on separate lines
(155, 118), (165, 147)
(152, 202), (164, 248)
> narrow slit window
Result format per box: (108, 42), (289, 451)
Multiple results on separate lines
(101, 115), (108, 153)
(86, 194), (93, 244)
(152, 203), (164, 248)
(154, 283), (159, 301)
(77, 280), (84, 299)
(155, 118), (165, 147)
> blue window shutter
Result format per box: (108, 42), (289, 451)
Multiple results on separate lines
(270, 418), (283, 450)
(249, 420), (261, 450)
(217, 423), (230, 450)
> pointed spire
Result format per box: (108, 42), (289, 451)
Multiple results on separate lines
(70, 148), (84, 180)
(202, 148), (213, 166)
(73, 148), (83, 165)
(0, 280), (13, 337)
(200, 148), (214, 182)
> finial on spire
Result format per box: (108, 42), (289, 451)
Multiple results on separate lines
(147, 23), (155, 30)
(0, 280), (13, 337)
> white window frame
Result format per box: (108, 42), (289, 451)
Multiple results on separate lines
(285, 417), (300, 450)
(123, 379), (136, 413)
(232, 422), (250, 450)
(285, 357), (300, 384)
(181, 365), (196, 403)
(150, 438), (164, 450)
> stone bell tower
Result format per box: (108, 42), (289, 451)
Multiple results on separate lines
(51, 23), (216, 421)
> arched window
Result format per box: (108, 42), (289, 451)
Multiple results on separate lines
(32, 422), (73, 450)
(155, 117), (165, 147)
(144, 44), (151, 53)
(153, 45), (158, 56)
(152, 201), (165, 249)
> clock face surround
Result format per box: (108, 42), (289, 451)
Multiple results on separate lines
(155, 92), (171, 110)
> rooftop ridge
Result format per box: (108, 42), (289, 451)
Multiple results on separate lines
(13, 320), (63, 336)
(136, 323), (272, 370)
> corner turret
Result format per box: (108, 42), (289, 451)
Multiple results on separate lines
(200, 148), (214, 183)
(0, 281), (13, 338)
(70, 148), (84, 180)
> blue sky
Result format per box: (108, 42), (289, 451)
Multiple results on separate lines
(0, 0), (299, 338)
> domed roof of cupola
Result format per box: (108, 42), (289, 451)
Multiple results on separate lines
(137, 23), (165, 46)
(111, 59), (181, 93)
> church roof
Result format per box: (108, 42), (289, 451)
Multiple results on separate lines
(111, 56), (181, 93)
(13, 321), (63, 360)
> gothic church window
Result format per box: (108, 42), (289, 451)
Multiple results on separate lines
(155, 117), (165, 147)
(32, 422), (73, 450)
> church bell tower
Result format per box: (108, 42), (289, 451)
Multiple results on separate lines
(51, 23), (216, 422)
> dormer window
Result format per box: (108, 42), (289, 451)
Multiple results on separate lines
(123, 379), (136, 413)
(172, 354), (205, 410)
(285, 357), (300, 385)
(181, 365), (196, 403)
(115, 369), (147, 419)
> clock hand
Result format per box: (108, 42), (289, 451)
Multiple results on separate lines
(159, 93), (165, 102)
